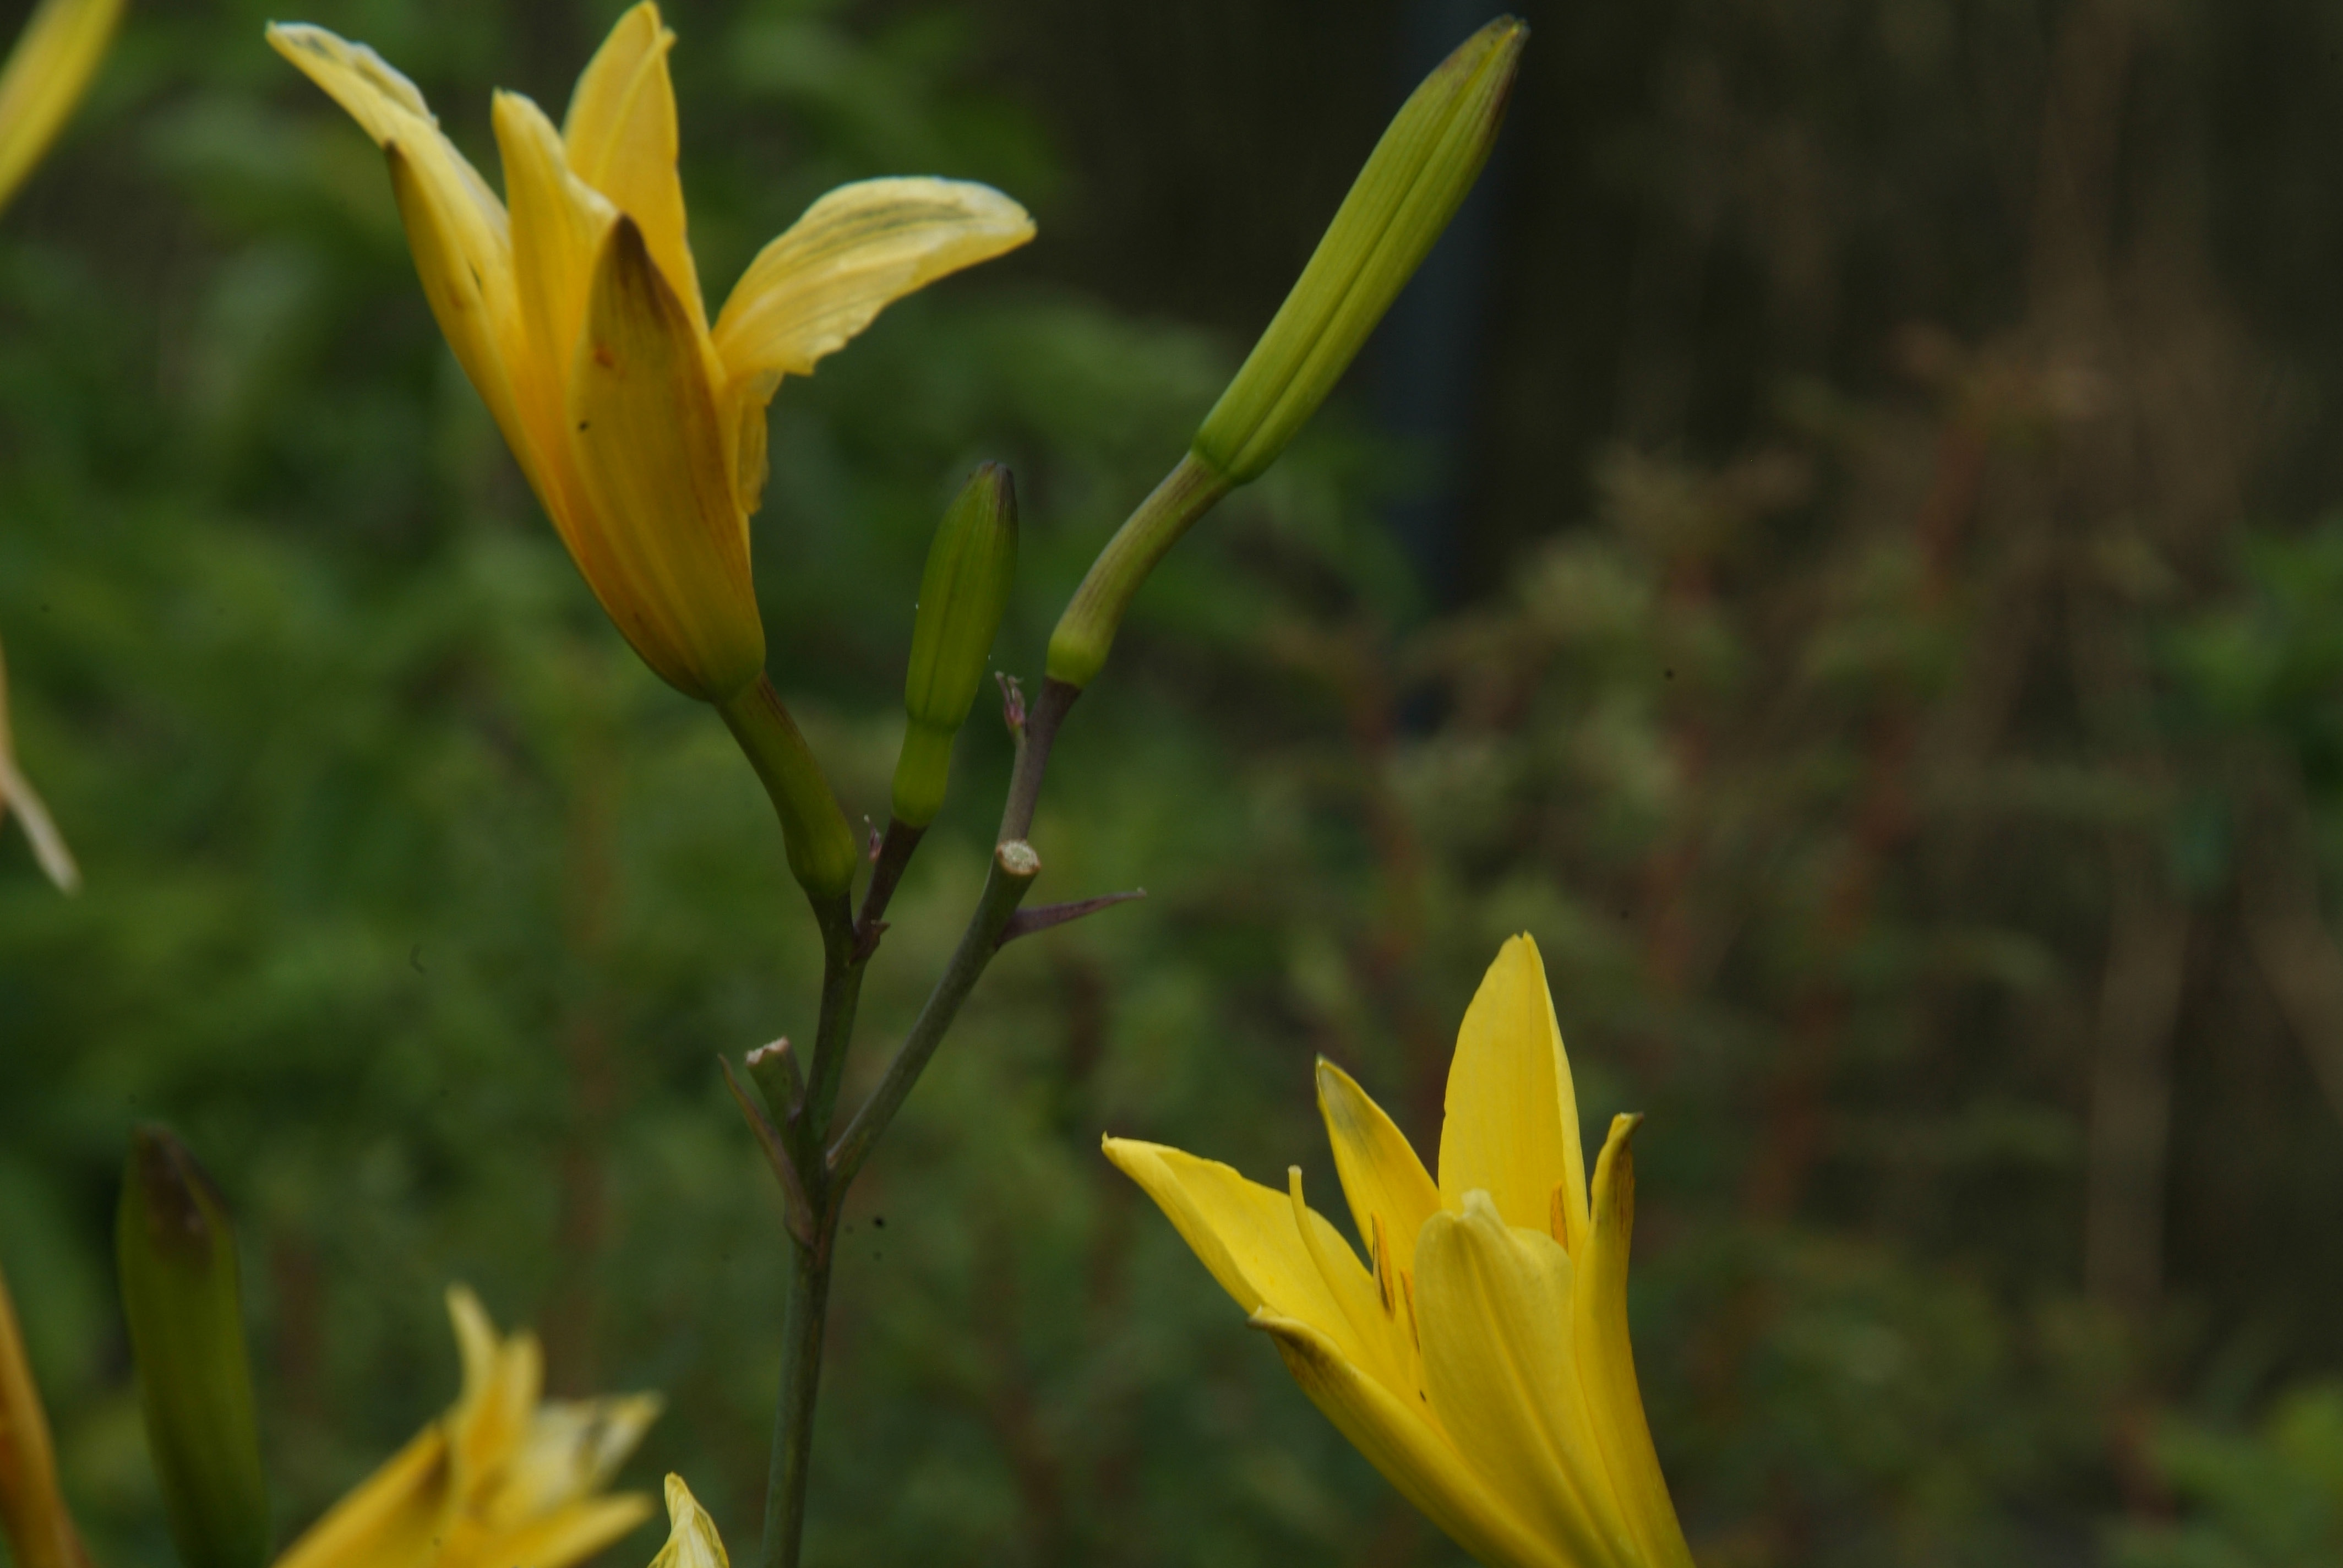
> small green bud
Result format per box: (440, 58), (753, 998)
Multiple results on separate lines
(893, 463), (1018, 827)
(1193, 16), (1527, 485)
(116, 1129), (268, 1568)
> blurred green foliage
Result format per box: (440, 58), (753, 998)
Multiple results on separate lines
(2112, 1386), (2343, 1568)
(2, 2), (2342, 1568)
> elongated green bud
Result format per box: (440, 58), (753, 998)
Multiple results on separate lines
(893, 463), (1018, 827)
(1196, 18), (1525, 484)
(1047, 18), (1527, 691)
(116, 1129), (268, 1568)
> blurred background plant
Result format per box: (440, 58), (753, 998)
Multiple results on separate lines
(3, 1), (2342, 1567)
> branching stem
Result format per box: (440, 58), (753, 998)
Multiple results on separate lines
(827, 842), (1041, 1190)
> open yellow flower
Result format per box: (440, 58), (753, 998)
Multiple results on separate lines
(0, 0), (120, 891)
(1105, 935), (1694, 1568)
(267, 4), (1033, 701)
(272, 1286), (661, 1568)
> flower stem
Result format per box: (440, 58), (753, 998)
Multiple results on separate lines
(1043, 455), (1230, 690)
(759, 1215), (833, 1568)
(998, 678), (1080, 845)
(754, 862), (862, 1568)
(718, 674), (860, 907)
(827, 841), (1042, 1190)
(745, 687), (1058, 1568)
(853, 818), (925, 955)
(802, 895), (868, 1133)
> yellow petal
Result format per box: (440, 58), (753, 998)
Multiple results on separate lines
(711, 175), (1031, 401)
(442, 1494), (654, 1568)
(565, 216), (765, 701)
(1438, 934), (1588, 1244)
(710, 177), (1029, 515)
(562, 3), (704, 333)
(448, 1284), (499, 1399)
(269, 25), (528, 469)
(1285, 1166), (1420, 1403)
(0, 636), (78, 891)
(0, 0), (119, 217)
(270, 1424), (453, 1568)
(265, 25), (509, 268)
(1316, 1058), (1439, 1275)
(1099, 1136), (1381, 1374)
(383, 144), (532, 484)
(492, 91), (616, 416)
(647, 1474), (728, 1568)
(483, 1395), (663, 1526)
(0, 1262), (90, 1568)
(1572, 1116), (1696, 1568)
(443, 1286), (541, 1504)
(1415, 1193), (1638, 1568)
(1252, 1311), (1566, 1568)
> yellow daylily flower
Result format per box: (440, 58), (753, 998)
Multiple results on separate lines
(265, 4), (1033, 703)
(0, 0), (121, 891)
(1104, 935), (1694, 1568)
(273, 1286), (661, 1568)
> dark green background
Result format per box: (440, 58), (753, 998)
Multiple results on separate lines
(3, 1), (2342, 1564)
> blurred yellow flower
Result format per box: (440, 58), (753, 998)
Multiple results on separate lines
(266, 3), (1033, 702)
(272, 1287), (660, 1568)
(0, 0), (120, 892)
(1105, 935), (1694, 1568)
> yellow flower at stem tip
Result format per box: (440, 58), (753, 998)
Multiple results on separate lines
(271, 1286), (660, 1568)
(267, 4), (1034, 701)
(1105, 936), (1694, 1568)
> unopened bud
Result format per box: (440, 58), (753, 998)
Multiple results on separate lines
(116, 1129), (268, 1568)
(893, 464), (1018, 826)
(1193, 17), (1526, 485)
(1046, 18), (1526, 693)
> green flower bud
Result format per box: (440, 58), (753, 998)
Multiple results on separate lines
(116, 1129), (268, 1568)
(1194, 16), (1527, 485)
(893, 463), (1018, 827)
(1046, 18), (1526, 693)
